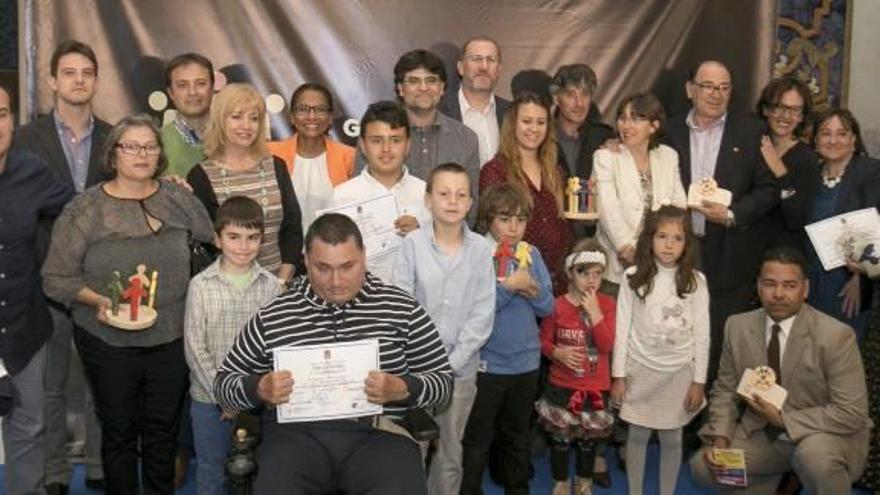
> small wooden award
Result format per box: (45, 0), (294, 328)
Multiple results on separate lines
(105, 264), (158, 331)
(564, 177), (598, 221)
(736, 366), (787, 410)
(687, 177), (732, 208)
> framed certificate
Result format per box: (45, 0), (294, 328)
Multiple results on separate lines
(273, 340), (383, 423)
(317, 192), (401, 260)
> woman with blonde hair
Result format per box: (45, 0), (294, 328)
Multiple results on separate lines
(480, 91), (572, 293)
(188, 83), (303, 281)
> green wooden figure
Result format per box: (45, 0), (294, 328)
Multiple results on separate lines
(106, 270), (124, 315)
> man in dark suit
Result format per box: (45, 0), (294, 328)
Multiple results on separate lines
(691, 247), (870, 493)
(550, 64), (614, 180)
(662, 60), (777, 385)
(13, 39), (111, 495)
(439, 36), (510, 167)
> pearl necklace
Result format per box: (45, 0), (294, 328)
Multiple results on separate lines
(821, 174), (842, 189)
(219, 157), (270, 206)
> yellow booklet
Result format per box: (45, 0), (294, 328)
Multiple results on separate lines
(713, 448), (747, 487)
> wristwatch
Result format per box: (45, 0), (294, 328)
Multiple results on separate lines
(725, 208), (736, 228)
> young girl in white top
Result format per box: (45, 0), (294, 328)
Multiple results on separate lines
(611, 205), (710, 495)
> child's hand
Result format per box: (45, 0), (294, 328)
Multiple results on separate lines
(684, 382), (705, 412)
(552, 345), (585, 372)
(394, 215), (420, 235)
(501, 265), (534, 294)
(610, 377), (627, 407)
(580, 289), (603, 324)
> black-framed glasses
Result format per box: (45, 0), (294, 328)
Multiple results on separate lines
(292, 104), (331, 117)
(116, 142), (161, 156)
(769, 104), (803, 117)
(693, 81), (732, 95)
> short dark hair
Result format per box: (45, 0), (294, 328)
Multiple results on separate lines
(359, 100), (410, 138)
(756, 76), (813, 136)
(50, 40), (98, 78)
(616, 92), (666, 149)
(289, 82), (334, 113)
(460, 36), (502, 62)
(306, 213), (364, 252)
(393, 49), (447, 86)
(426, 162), (469, 194)
(164, 52), (214, 88)
(686, 60), (732, 83)
(101, 113), (168, 179)
(811, 107), (867, 156)
(475, 183), (533, 234)
(761, 246), (808, 279)
(551, 64), (598, 96)
(0, 83), (13, 114)
(215, 196), (265, 235)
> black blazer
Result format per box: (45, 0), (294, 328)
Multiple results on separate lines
(439, 91), (511, 127)
(662, 112), (778, 290)
(13, 112), (112, 266)
(557, 119), (615, 179)
(764, 141), (821, 251)
(13, 113), (112, 188)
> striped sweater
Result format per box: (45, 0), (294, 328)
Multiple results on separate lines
(214, 272), (453, 420)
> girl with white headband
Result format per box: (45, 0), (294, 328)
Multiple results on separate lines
(611, 205), (709, 495)
(537, 238), (616, 495)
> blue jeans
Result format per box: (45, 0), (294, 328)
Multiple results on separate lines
(190, 399), (233, 495)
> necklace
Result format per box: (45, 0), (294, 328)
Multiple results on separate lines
(821, 174), (842, 189)
(218, 157), (271, 206)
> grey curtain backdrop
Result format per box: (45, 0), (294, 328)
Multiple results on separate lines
(20, 0), (775, 141)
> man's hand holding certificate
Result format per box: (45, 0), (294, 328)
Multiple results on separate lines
(268, 340), (402, 423)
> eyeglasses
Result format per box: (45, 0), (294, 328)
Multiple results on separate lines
(292, 104), (331, 117)
(116, 142), (161, 156)
(403, 76), (442, 87)
(693, 81), (732, 95)
(462, 54), (499, 65)
(769, 104), (803, 117)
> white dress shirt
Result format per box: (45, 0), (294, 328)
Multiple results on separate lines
(458, 87), (499, 167)
(291, 152), (334, 232)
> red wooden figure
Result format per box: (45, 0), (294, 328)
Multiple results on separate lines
(494, 239), (514, 280)
(122, 278), (147, 321)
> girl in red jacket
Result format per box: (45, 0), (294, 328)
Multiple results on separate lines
(537, 238), (616, 495)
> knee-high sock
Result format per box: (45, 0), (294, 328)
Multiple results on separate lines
(656, 428), (682, 495)
(625, 424), (652, 495)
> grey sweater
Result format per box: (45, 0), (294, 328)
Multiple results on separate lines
(43, 181), (214, 347)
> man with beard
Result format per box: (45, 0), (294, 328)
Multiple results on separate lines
(440, 36), (510, 167)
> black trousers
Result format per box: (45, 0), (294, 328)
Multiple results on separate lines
(74, 328), (188, 495)
(253, 420), (426, 494)
(461, 370), (540, 495)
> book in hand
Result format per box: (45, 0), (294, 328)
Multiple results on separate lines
(736, 366), (787, 410)
(712, 448), (747, 487)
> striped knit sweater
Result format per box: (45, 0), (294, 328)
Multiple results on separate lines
(215, 272), (453, 420)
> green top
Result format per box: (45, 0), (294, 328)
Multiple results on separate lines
(161, 122), (204, 178)
(220, 269), (254, 291)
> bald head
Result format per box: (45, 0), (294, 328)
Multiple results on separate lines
(686, 60), (733, 125)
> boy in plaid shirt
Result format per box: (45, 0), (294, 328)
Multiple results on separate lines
(184, 196), (283, 495)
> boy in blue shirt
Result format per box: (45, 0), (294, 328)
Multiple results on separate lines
(393, 163), (495, 495)
(460, 183), (554, 495)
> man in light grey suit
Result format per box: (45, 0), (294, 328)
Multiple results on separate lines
(690, 247), (871, 494)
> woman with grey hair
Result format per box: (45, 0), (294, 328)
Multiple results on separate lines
(43, 113), (214, 494)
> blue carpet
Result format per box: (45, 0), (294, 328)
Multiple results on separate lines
(0, 444), (871, 494)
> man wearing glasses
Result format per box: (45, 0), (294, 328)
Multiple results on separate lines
(440, 36), (510, 167)
(663, 60), (777, 387)
(13, 39), (110, 495)
(386, 49), (481, 209)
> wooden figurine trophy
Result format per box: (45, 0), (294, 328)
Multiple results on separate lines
(564, 177), (598, 220)
(105, 263), (158, 330)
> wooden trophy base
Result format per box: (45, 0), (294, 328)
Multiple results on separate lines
(564, 211), (599, 221)
(105, 304), (157, 331)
